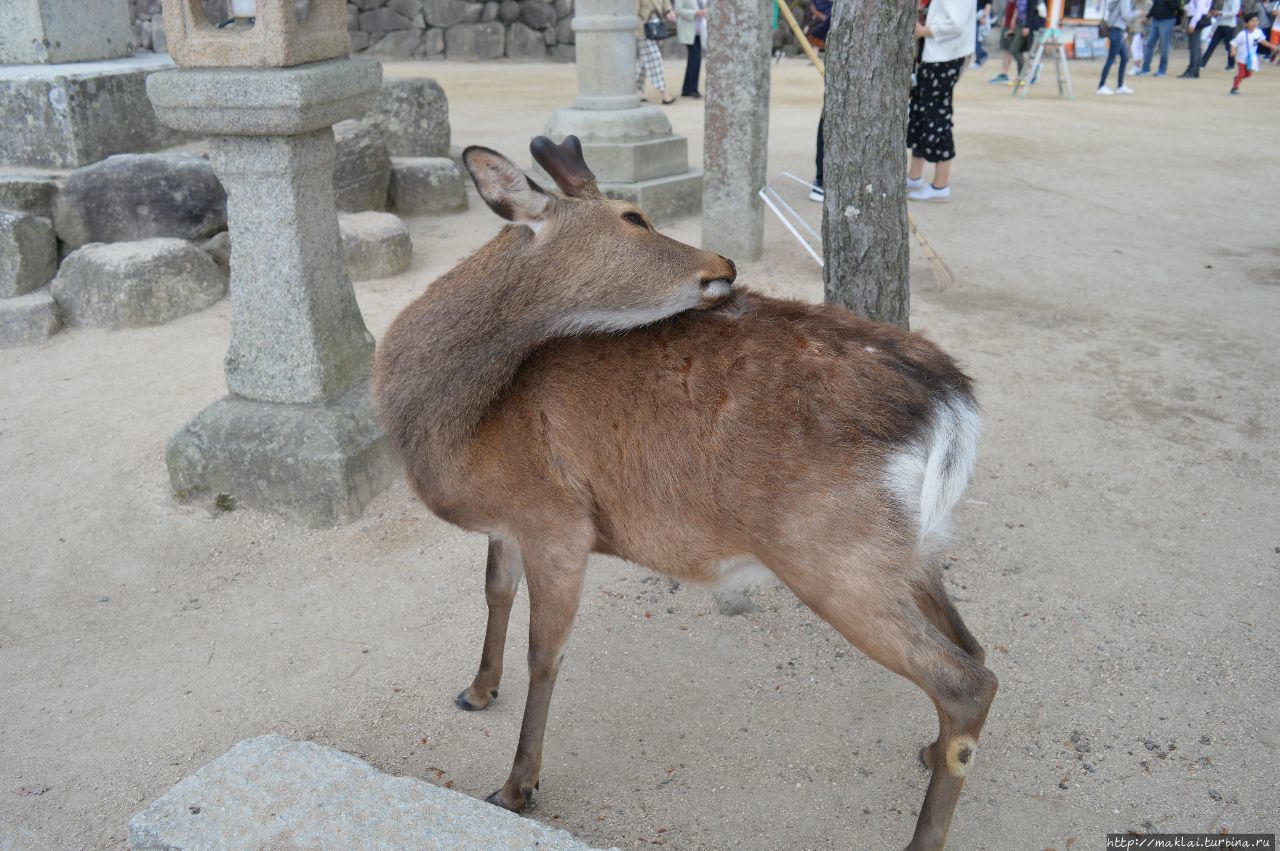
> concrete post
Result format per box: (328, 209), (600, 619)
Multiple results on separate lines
(540, 0), (701, 222)
(147, 58), (394, 526)
(701, 0), (771, 262)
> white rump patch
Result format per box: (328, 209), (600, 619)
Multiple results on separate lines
(711, 556), (778, 592)
(883, 393), (981, 549)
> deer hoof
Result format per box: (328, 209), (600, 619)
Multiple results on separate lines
(454, 689), (489, 711)
(485, 787), (533, 811)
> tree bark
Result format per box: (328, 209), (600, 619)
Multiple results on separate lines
(820, 0), (917, 329)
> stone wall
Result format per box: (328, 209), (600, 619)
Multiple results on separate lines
(131, 0), (577, 62)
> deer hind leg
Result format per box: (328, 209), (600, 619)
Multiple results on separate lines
(786, 563), (997, 851)
(913, 574), (987, 774)
(457, 536), (525, 712)
(486, 540), (589, 812)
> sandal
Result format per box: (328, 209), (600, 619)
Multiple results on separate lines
(661, 96), (676, 105)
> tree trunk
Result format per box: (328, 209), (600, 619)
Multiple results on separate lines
(820, 0), (917, 329)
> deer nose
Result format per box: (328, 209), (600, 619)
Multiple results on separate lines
(700, 255), (737, 289)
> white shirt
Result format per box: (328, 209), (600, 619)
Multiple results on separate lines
(1186, 0), (1211, 28)
(1217, 0), (1241, 27)
(1231, 27), (1264, 70)
(922, 0), (979, 62)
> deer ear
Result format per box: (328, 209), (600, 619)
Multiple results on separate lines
(462, 146), (551, 229)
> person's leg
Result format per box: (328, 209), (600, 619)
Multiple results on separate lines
(1100, 28), (1120, 87)
(931, 60), (962, 188)
(636, 38), (647, 91)
(934, 159), (953, 188)
(1142, 22), (1156, 70)
(1185, 21), (1203, 74)
(1118, 29), (1129, 85)
(681, 35), (702, 95)
(1203, 26), (1220, 65)
(1224, 26), (1237, 68)
(814, 110), (825, 188)
(1013, 31), (1026, 76)
(1157, 18), (1173, 72)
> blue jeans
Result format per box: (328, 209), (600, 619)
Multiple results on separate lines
(1100, 26), (1128, 87)
(1142, 17), (1175, 72)
(975, 24), (988, 63)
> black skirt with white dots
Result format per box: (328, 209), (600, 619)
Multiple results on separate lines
(907, 58), (965, 164)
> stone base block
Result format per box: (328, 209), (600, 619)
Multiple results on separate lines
(598, 170), (703, 224)
(0, 211), (58, 298)
(366, 78), (451, 158)
(166, 383), (394, 527)
(543, 106), (690, 184)
(0, 290), (62, 348)
(340, 212), (413, 281)
(128, 735), (605, 850)
(0, 54), (185, 169)
(51, 238), (227, 329)
(388, 157), (467, 215)
(0, 174), (59, 220)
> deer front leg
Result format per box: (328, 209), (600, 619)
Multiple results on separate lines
(485, 544), (587, 811)
(456, 536), (525, 711)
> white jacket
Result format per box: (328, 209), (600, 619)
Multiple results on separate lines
(922, 0), (978, 63)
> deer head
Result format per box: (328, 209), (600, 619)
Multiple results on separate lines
(461, 136), (737, 335)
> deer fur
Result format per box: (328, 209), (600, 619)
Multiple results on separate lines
(373, 136), (997, 851)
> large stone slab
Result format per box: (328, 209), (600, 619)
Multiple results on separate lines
(51, 238), (227, 329)
(145, 58), (383, 138)
(0, 54), (183, 169)
(0, 0), (134, 64)
(0, 174), (59, 219)
(340, 211), (413, 281)
(53, 154), (228, 251)
(364, 78), (451, 158)
(0, 211), (58, 298)
(129, 735), (609, 850)
(388, 157), (467, 215)
(166, 385), (394, 527)
(445, 22), (505, 59)
(0, 290), (62, 348)
(334, 120), (392, 212)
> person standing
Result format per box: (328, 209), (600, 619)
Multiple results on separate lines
(1098, 0), (1141, 92)
(1203, 0), (1241, 69)
(1229, 11), (1265, 91)
(1180, 0), (1213, 76)
(637, 0), (677, 105)
(907, 0), (977, 202)
(809, 0), (833, 201)
(1135, 0), (1177, 75)
(675, 0), (707, 97)
(973, 0), (992, 67)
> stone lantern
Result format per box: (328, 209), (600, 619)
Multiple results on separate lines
(147, 0), (393, 525)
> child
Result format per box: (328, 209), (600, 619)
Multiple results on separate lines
(1129, 29), (1146, 73)
(1229, 12), (1265, 93)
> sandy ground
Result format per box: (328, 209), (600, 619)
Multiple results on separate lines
(2, 54), (1279, 851)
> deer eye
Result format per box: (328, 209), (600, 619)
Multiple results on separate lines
(622, 211), (648, 229)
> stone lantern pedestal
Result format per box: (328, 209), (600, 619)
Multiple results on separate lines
(147, 57), (394, 526)
(540, 0), (700, 221)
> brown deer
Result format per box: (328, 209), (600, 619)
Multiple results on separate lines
(373, 136), (997, 850)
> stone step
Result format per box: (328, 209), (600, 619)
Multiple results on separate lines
(129, 735), (613, 850)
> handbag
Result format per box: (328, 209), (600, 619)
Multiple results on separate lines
(644, 13), (671, 40)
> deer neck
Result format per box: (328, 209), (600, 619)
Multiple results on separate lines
(385, 228), (558, 488)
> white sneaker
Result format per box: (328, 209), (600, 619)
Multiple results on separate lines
(1117, 85), (1135, 94)
(809, 185), (824, 202)
(1096, 85), (1115, 95)
(908, 183), (951, 203)
(906, 176), (926, 191)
